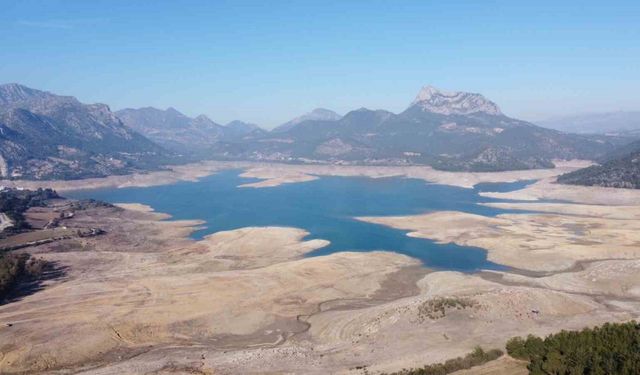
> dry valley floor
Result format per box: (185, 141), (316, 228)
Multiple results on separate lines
(1, 162), (640, 374)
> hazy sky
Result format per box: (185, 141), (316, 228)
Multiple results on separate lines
(1, 1), (639, 128)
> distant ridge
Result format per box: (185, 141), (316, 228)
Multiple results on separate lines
(225, 120), (266, 139)
(0, 83), (56, 106)
(225, 85), (624, 171)
(273, 108), (342, 133)
(0, 83), (171, 180)
(116, 107), (225, 157)
(116, 108), (265, 156)
(538, 111), (640, 135)
(558, 140), (640, 189)
(0, 83), (633, 179)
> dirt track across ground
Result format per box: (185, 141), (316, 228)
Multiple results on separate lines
(1, 163), (639, 374)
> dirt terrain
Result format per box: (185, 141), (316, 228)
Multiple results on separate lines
(358, 204), (640, 272)
(0, 163), (639, 374)
(0, 204), (424, 373)
(451, 356), (528, 375)
(0, 159), (592, 192)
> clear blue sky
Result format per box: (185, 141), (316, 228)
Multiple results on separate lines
(1, 1), (639, 128)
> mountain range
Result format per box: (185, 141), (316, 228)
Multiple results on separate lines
(272, 108), (342, 133)
(115, 107), (264, 157)
(221, 86), (626, 171)
(0, 83), (636, 180)
(538, 111), (640, 135)
(0, 84), (171, 180)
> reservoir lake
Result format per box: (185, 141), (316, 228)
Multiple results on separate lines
(67, 169), (535, 272)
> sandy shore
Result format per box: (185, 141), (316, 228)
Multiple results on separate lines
(0, 161), (236, 192)
(481, 201), (640, 219)
(358, 198), (640, 273)
(238, 159), (591, 189)
(479, 176), (640, 204)
(0, 159), (591, 192)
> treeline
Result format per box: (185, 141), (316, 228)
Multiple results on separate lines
(384, 347), (503, 375)
(0, 188), (59, 233)
(0, 252), (46, 301)
(506, 321), (640, 374)
(557, 146), (640, 189)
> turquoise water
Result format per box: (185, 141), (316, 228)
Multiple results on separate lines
(68, 169), (534, 272)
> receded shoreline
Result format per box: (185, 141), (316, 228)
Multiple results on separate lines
(1, 162), (640, 374)
(0, 159), (594, 192)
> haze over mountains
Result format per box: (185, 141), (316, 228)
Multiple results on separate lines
(539, 111), (640, 135)
(0, 83), (637, 181)
(116, 107), (264, 157)
(273, 108), (342, 133)
(231, 86), (625, 171)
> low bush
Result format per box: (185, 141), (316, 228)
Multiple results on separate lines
(0, 252), (46, 301)
(417, 297), (477, 321)
(385, 347), (503, 375)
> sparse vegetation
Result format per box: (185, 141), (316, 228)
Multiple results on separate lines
(383, 347), (503, 375)
(0, 252), (46, 301)
(417, 297), (477, 321)
(506, 321), (640, 374)
(558, 142), (640, 189)
(0, 188), (59, 235)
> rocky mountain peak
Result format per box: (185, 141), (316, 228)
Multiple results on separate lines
(192, 114), (223, 129)
(194, 114), (213, 123)
(308, 108), (341, 119)
(410, 85), (502, 116)
(226, 120), (259, 130)
(165, 107), (187, 117)
(272, 108), (342, 133)
(0, 83), (58, 107)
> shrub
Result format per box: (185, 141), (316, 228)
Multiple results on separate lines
(506, 336), (528, 360)
(0, 188), (60, 235)
(417, 297), (477, 321)
(0, 252), (46, 301)
(385, 347), (503, 375)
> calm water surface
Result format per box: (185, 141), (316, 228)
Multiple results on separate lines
(68, 169), (535, 272)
